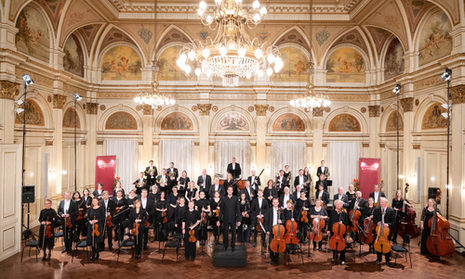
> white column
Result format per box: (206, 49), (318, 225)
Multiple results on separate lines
(0, 81), (18, 143)
(142, 105), (154, 164)
(52, 94), (66, 195)
(85, 102), (98, 186)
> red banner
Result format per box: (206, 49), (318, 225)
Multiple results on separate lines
(359, 158), (381, 199)
(95, 155), (116, 193)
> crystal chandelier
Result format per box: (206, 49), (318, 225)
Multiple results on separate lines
(289, 89), (331, 111)
(134, 80), (175, 108)
(176, 0), (283, 87)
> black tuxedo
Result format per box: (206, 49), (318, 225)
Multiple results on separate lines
(99, 198), (116, 249)
(315, 190), (330, 206)
(315, 180), (328, 191)
(278, 193), (295, 208)
(241, 187), (256, 202)
(227, 162), (242, 179)
(264, 207), (284, 234)
(349, 198), (367, 211)
(219, 195), (241, 249)
(58, 199), (78, 251)
(293, 175), (308, 187)
(167, 167), (179, 180)
(251, 198), (269, 216)
(276, 176), (289, 195)
(292, 190), (304, 201)
(197, 174), (212, 195)
(92, 189), (103, 199)
(209, 183), (225, 197)
(316, 166), (329, 177)
(333, 193), (349, 209)
(139, 197), (155, 248)
(373, 206), (396, 262)
(369, 191), (386, 204)
(247, 175), (261, 191)
(145, 166), (158, 177)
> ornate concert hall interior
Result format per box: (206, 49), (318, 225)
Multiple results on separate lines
(0, 0), (465, 277)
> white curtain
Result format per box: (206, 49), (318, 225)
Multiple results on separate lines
(271, 142), (305, 190)
(160, 140), (194, 177)
(106, 139), (138, 193)
(215, 141), (250, 178)
(328, 142), (360, 196)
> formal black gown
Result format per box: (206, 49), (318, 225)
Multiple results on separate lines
(86, 206), (105, 248)
(129, 207), (147, 256)
(38, 208), (60, 250)
(420, 207), (439, 255)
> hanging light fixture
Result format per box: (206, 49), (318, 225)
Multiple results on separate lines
(176, 0), (283, 87)
(289, 0), (330, 111)
(134, 0), (175, 108)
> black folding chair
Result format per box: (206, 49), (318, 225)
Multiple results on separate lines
(286, 243), (304, 265)
(21, 240), (40, 262)
(162, 234), (182, 263)
(72, 240), (89, 263)
(392, 234), (412, 268)
(116, 237), (135, 262)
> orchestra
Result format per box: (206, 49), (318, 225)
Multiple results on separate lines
(34, 158), (456, 267)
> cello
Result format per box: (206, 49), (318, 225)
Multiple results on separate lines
(426, 202), (455, 257)
(397, 183), (420, 239)
(349, 200), (361, 233)
(329, 212), (346, 252)
(270, 208), (286, 254)
(308, 215), (325, 243)
(374, 208), (391, 254)
(284, 205), (299, 244)
(360, 217), (375, 245)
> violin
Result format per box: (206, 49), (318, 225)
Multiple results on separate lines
(308, 215), (325, 243)
(360, 217), (375, 244)
(397, 184), (420, 239)
(76, 209), (84, 221)
(161, 209), (168, 224)
(65, 215), (73, 229)
(131, 214), (140, 236)
(284, 206), (299, 244)
(106, 214), (113, 228)
(426, 203), (454, 257)
(374, 208), (391, 254)
(349, 201), (362, 233)
(256, 212), (264, 233)
(44, 217), (53, 239)
(92, 216), (100, 237)
(300, 209), (309, 224)
(201, 211), (207, 224)
(270, 208), (286, 253)
(188, 229), (196, 243)
(329, 211), (346, 251)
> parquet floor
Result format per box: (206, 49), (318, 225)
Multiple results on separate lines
(4, 232), (465, 279)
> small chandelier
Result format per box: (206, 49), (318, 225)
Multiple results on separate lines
(134, 80), (175, 108)
(176, 0), (283, 87)
(290, 87), (331, 111)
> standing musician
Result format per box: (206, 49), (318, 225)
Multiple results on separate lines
(133, 172), (147, 196)
(127, 189), (138, 207)
(242, 181), (256, 202)
(99, 191), (116, 251)
(315, 174), (328, 192)
(224, 173), (237, 196)
(112, 180), (125, 198)
(93, 183), (104, 199)
(157, 168), (169, 194)
(209, 177), (225, 197)
(333, 187), (349, 209)
(217, 186), (241, 251)
(348, 191), (366, 247)
(293, 184), (304, 201)
(182, 200), (201, 261)
(139, 188), (155, 250)
(196, 191), (211, 245)
(87, 197), (105, 261)
(58, 192), (78, 253)
(247, 169), (261, 192)
(264, 179), (278, 205)
(155, 191), (169, 242)
(167, 172), (177, 195)
(227, 157), (242, 179)
(283, 165), (292, 189)
(303, 167), (313, 197)
(296, 191), (311, 243)
(265, 198), (284, 265)
(129, 199), (146, 259)
(310, 199), (328, 250)
(283, 200), (296, 223)
(113, 190), (128, 243)
(346, 184), (356, 205)
(276, 169), (289, 197)
(420, 198), (440, 255)
(168, 187), (180, 236)
(328, 199), (349, 265)
(362, 197), (376, 253)
(167, 162), (179, 180)
(251, 189), (268, 247)
(178, 170), (190, 198)
(82, 188), (92, 207)
(238, 192), (251, 244)
(392, 189), (411, 243)
(73, 192), (87, 239)
(197, 169), (212, 197)
(185, 181), (198, 202)
(316, 160), (329, 178)
(316, 182), (330, 206)
(294, 169), (308, 195)
(373, 197), (395, 265)
(210, 191), (222, 244)
(38, 199), (59, 261)
(174, 197), (187, 236)
(148, 185), (160, 203)
(369, 184), (386, 206)
(145, 160), (158, 179)
(279, 186), (295, 209)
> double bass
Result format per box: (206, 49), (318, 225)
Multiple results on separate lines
(397, 183), (420, 238)
(270, 208), (286, 253)
(374, 208), (391, 254)
(426, 203), (455, 257)
(329, 213), (346, 251)
(284, 206), (299, 244)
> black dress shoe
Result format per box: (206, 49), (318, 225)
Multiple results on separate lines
(42, 255), (47, 261)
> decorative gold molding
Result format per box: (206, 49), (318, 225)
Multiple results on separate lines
(96, 140), (104, 145)
(45, 140), (53, 146)
(192, 105), (198, 111)
(80, 140), (87, 145)
(209, 141), (215, 146)
(153, 140), (159, 145)
(194, 141), (200, 146)
(379, 143), (386, 148)
(254, 104), (268, 116)
(100, 105), (106, 111)
(414, 75), (442, 91)
(400, 97), (414, 112)
(138, 141), (144, 145)
(451, 85), (465, 104)
(53, 94), (67, 109)
(306, 143), (313, 147)
(248, 106), (254, 113)
(265, 142), (272, 147)
(412, 144), (421, 150)
(362, 143), (369, 148)
(322, 143), (328, 147)
(212, 105), (218, 112)
(0, 80), (19, 100)
(86, 103), (98, 115)
(368, 105), (380, 117)
(312, 107), (324, 117)
(197, 104), (212, 116)
(142, 104), (153, 115)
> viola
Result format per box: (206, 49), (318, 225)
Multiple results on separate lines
(92, 216), (100, 237)
(398, 184), (420, 239)
(360, 217), (375, 244)
(188, 229), (196, 243)
(349, 204), (361, 233)
(308, 216), (325, 243)
(426, 204), (455, 257)
(270, 208), (286, 253)
(329, 212), (346, 251)
(284, 207), (299, 244)
(374, 209), (391, 254)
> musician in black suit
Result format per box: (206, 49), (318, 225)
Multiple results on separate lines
(328, 200), (349, 265)
(167, 162), (179, 180)
(265, 198), (284, 265)
(241, 181), (256, 202)
(58, 192), (78, 253)
(139, 188), (155, 250)
(315, 182), (330, 206)
(251, 189), (268, 247)
(133, 172), (147, 196)
(99, 191), (116, 250)
(316, 160), (329, 178)
(156, 168), (169, 194)
(145, 160), (158, 178)
(314, 174), (328, 191)
(276, 169), (289, 197)
(197, 169), (212, 196)
(279, 186), (295, 208)
(294, 169), (308, 191)
(209, 176), (225, 197)
(227, 157), (241, 179)
(349, 191), (367, 211)
(333, 187), (349, 209)
(369, 184), (386, 206)
(92, 183), (104, 199)
(292, 184), (304, 201)
(372, 197), (396, 265)
(217, 186), (241, 251)
(247, 169), (261, 192)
